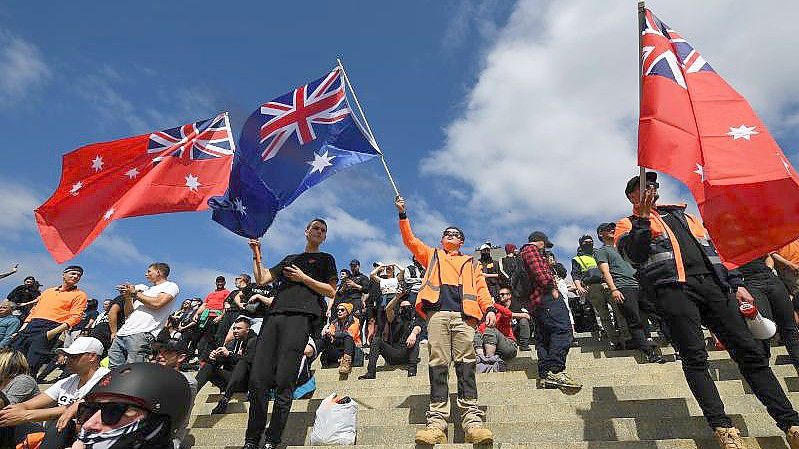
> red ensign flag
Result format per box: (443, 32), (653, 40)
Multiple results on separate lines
(35, 113), (235, 263)
(638, 9), (799, 266)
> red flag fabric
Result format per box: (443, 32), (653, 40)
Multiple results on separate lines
(638, 9), (799, 266)
(35, 113), (235, 263)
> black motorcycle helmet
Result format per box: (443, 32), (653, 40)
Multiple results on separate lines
(85, 362), (192, 432)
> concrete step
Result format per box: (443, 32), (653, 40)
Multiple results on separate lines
(189, 440), (791, 449)
(185, 412), (789, 445)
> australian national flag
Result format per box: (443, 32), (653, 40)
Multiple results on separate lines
(209, 68), (380, 238)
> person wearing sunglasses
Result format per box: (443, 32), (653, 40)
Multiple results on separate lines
(394, 196), (496, 445)
(320, 303), (361, 374)
(0, 336), (107, 449)
(71, 362), (192, 449)
(617, 171), (799, 449)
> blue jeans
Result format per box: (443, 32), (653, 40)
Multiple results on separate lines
(534, 293), (573, 377)
(108, 332), (154, 367)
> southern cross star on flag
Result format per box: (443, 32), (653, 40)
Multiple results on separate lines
(209, 68), (380, 238)
(638, 8), (799, 266)
(35, 113), (235, 263)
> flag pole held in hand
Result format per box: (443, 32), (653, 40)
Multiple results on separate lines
(337, 57), (401, 197)
(637, 0), (647, 200)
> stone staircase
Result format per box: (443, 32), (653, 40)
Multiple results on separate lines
(182, 334), (799, 448)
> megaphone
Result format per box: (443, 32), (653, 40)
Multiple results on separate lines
(739, 302), (777, 340)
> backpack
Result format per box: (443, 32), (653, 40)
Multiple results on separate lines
(511, 251), (535, 304)
(476, 354), (507, 373)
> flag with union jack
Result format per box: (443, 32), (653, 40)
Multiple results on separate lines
(638, 8), (799, 266)
(209, 67), (380, 238)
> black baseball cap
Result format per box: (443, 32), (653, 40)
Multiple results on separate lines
(596, 222), (616, 235)
(153, 338), (189, 355)
(625, 171), (658, 196)
(528, 231), (554, 248)
(63, 265), (84, 276)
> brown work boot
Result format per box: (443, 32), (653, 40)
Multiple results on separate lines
(786, 425), (799, 449)
(414, 426), (447, 445)
(338, 354), (352, 374)
(464, 425), (494, 444)
(713, 427), (746, 449)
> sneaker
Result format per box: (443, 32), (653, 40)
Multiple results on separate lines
(464, 426), (493, 444)
(415, 426), (447, 445)
(519, 345), (532, 352)
(645, 349), (666, 364)
(786, 425), (799, 449)
(713, 427), (746, 449)
(338, 354), (353, 375)
(358, 371), (376, 380)
(407, 365), (417, 377)
(211, 397), (228, 414)
(542, 370), (582, 391)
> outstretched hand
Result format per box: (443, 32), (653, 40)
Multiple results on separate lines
(638, 186), (657, 218)
(248, 238), (261, 254)
(395, 196), (406, 214)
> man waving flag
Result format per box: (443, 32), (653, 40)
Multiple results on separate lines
(638, 8), (799, 266)
(209, 68), (380, 238)
(36, 113), (235, 263)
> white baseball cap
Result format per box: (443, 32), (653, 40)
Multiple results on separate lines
(57, 336), (104, 356)
(479, 243), (492, 251)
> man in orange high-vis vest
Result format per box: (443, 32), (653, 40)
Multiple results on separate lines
(395, 196), (496, 445)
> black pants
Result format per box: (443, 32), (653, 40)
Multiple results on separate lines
(616, 287), (655, 352)
(533, 293), (573, 377)
(654, 274), (799, 430)
(365, 338), (420, 373)
(196, 359), (251, 397)
(320, 334), (355, 367)
(746, 274), (799, 371)
(11, 326), (59, 375)
(246, 313), (311, 444)
(198, 318), (221, 360)
(40, 420), (77, 449)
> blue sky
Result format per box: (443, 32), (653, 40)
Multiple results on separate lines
(1, 1), (798, 307)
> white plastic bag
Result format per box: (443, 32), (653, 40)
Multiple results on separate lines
(309, 393), (358, 445)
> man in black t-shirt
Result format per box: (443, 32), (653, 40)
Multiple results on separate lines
(243, 218), (338, 449)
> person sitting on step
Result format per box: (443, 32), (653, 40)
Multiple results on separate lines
(474, 286), (518, 362)
(358, 295), (423, 379)
(320, 302), (361, 375)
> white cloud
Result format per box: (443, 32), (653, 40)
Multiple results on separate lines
(91, 232), (149, 265)
(424, 0), (799, 251)
(0, 178), (40, 237)
(0, 30), (50, 106)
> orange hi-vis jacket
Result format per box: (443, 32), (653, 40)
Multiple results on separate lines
(614, 203), (741, 291)
(329, 316), (362, 347)
(399, 218), (495, 323)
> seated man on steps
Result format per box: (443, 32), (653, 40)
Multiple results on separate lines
(195, 317), (257, 415)
(359, 296), (423, 379)
(474, 287), (518, 362)
(320, 302), (361, 375)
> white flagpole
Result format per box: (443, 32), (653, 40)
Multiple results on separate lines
(336, 58), (401, 197)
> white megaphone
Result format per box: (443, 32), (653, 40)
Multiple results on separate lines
(739, 302), (777, 340)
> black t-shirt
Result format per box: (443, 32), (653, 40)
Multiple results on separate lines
(661, 212), (711, 275)
(224, 290), (242, 313)
(340, 273), (368, 303)
(269, 252), (337, 317)
(239, 283), (275, 318)
(481, 257), (500, 289)
(7, 285), (40, 310)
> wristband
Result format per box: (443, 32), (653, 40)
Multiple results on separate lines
(399, 212), (407, 219)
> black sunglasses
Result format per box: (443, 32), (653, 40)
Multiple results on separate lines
(442, 230), (463, 239)
(77, 402), (131, 425)
(336, 308), (347, 312)
(646, 181), (660, 189)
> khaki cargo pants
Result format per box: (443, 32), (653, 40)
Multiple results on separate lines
(425, 311), (485, 430)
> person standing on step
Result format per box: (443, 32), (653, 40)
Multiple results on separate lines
(242, 218), (337, 449)
(395, 196), (495, 445)
(616, 172), (799, 449)
(595, 222), (664, 364)
(520, 232), (582, 391)
(738, 254), (799, 375)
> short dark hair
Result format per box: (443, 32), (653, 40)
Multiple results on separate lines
(237, 273), (251, 283)
(306, 218), (327, 230)
(149, 262), (170, 278)
(234, 316), (251, 326)
(215, 276), (225, 283)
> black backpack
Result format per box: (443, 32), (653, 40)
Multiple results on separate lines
(511, 251), (535, 303)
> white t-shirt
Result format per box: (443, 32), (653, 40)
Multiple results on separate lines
(117, 281), (180, 337)
(44, 367), (110, 406)
(379, 277), (399, 295)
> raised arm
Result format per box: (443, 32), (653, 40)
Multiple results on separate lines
(395, 196), (433, 266)
(249, 239), (274, 285)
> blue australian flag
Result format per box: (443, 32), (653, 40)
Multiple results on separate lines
(209, 68), (380, 238)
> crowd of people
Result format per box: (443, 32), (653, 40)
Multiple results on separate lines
(2, 173), (799, 448)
